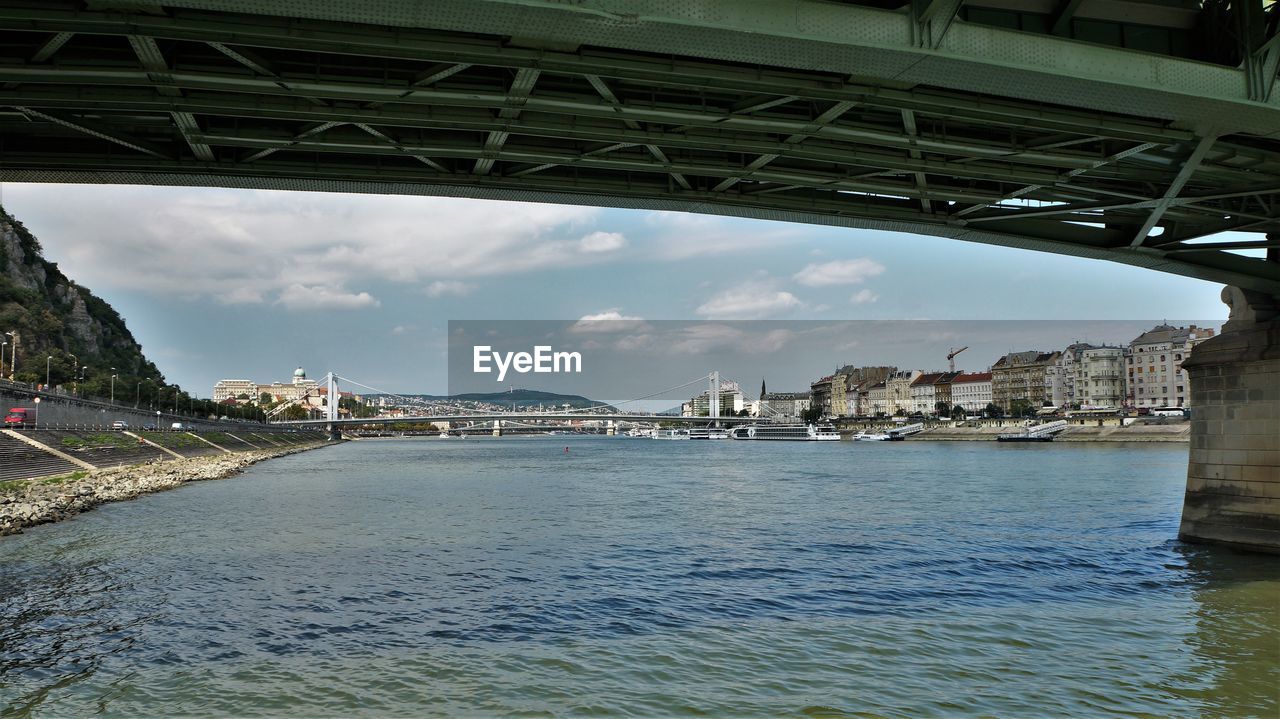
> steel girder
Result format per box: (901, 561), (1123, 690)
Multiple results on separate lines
(1, 0), (1279, 294)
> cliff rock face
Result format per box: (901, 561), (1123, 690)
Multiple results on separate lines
(0, 207), (163, 384)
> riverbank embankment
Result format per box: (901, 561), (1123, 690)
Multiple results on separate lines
(0, 442), (333, 536)
(907, 423), (1189, 442)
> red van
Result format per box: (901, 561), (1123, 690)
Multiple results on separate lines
(4, 408), (33, 427)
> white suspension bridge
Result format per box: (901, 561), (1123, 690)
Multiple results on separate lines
(272, 371), (783, 436)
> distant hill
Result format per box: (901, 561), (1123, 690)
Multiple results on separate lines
(390, 389), (615, 411)
(0, 207), (164, 388)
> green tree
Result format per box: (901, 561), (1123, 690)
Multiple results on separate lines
(951, 405), (967, 420)
(801, 405), (823, 424)
(282, 404), (308, 421)
(935, 401), (950, 417)
(1009, 399), (1036, 418)
(260, 392), (273, 405)
(984, 403), (1003, 418)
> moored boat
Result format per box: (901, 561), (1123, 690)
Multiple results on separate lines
(689, 425), (730, 440)
(729, 423), (840, 441)
(652, 428), (691, 440)
(853, 431), (890, 441)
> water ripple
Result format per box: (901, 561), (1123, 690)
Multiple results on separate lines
(1, 439), (1277, 717)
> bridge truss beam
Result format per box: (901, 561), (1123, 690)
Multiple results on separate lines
(1, 0), (1278, 293)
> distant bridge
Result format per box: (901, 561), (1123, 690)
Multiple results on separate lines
(1, 0), (1278, 293)
(275, 412), (742, 429)
(270, 371), (752, 431)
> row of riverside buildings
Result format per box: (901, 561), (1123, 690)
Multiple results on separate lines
(749, 323), (1213, 420)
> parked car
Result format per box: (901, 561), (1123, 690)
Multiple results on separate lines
(171, 422), (187, 430)
(111, 420), (130, 429)
(142, 423), (157, 430)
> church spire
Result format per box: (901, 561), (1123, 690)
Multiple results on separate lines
(760, 377), (766, 399)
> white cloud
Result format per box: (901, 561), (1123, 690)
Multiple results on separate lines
(570, 309), (648, 334)
(695, 280), (804, 319)
(578, 309), (644, 322)
(391, 325), (413, 335)
(424, 280), (475, 298)
(579, 231), (626, 253)
(2, 185), (614, 304)
(851, 289), (879, 304)
(276, 284), (380, 311)
(794, 258), (886, 287)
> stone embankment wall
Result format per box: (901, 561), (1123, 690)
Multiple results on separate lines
(0, 428), (330, 482)
(0, 443), (331, 536)
(908, 423), (1190, 442)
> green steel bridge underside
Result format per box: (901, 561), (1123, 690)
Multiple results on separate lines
(2, 0), (1279, 293)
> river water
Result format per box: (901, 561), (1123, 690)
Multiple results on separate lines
(1, 438), (1277, 717)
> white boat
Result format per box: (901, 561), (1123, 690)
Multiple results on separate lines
(729, 423), (840, 441)
(438, 431), (449, 438)
(652, 428), (691, 440)
(688, 425), (730, 440)
(853, 431), (890, 441)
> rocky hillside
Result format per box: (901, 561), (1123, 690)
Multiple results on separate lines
(0, 207), (164, 388)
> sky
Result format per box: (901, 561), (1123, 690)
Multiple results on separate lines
(0, 182), (1227, 399)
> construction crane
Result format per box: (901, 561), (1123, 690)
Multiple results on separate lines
(947, 346), (968, 372)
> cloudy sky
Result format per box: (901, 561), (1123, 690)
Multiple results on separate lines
(0, 183), (1226, 397)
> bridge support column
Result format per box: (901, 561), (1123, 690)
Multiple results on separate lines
(1179, 287), (1280, 554)
(606, 420), (615, 436)
(492, 420), (502, 437)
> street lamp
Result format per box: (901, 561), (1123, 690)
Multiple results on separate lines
(1, 341), (7, 380)
(110, 370), (117, 404)
(45, 356), (52, 390)
(2, 332), (13, 381)
(135, 380), (142, 408)
(32, 396), (40, 429)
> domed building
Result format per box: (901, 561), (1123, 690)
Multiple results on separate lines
(212, 366), (318, 404)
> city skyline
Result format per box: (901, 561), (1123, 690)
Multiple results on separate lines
(1, 183), (1230, 396)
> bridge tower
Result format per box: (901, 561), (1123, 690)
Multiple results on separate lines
(709, 371), (721, 427)
(492, 419), (502, 437)
(606, 420), (615, 436)
(325, 372), (340, 441)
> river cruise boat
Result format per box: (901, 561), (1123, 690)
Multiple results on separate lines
(688, 425), (731, 440)
(729, 423), (840, 441)
(652, 428), (691, 440)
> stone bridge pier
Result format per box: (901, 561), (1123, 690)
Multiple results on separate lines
(1179, 286), (1280, 554)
